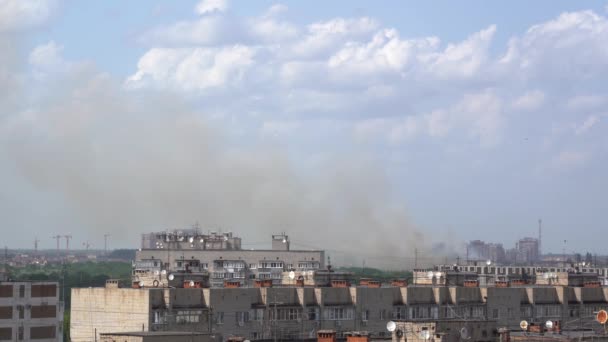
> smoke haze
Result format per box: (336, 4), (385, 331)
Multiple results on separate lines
(0, 32), (444, 269)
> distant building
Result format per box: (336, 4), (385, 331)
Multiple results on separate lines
(517, 237), (540, 263)
(466, 240), (505, 263)
(0, 280), (64, 341)
(135, 230), (324, 287)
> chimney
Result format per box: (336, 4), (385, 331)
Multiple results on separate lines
(224, 280), (241, 288)
(317, 330), (336, 342)
(345, 332), (369, 342)
(105, 279), (119, 289)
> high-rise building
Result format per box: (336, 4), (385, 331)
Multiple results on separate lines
(516, 237), (539, 263)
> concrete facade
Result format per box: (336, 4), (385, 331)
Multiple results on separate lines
(0, 281), (63, 341)
(135, 248), (325, 287)
(70, 280), (608, 341)
(100, 331), (221, 342)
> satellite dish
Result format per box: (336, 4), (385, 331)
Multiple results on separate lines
(189, 280), (195, 287)
(224, 235), (228, 241)
(545, 320), (554, 330)
(139, 281), (144, 287)
(289, 271), (296, 280)
(460, 327), (469, 339)
(520, 320), (529, 330)
(386, 321), (396, 332)
(188, 237), (194, 243)
(427, 271), (435, 279)
(199, 238), (204, 243)
(420, 330), (431, 340)
(435, 272), (442, 278)
(486, 260), (492, 266)
(308, 270), (314, 276)
(597, 310), (608, 324)
(168, 274), (175, 281)
(154, 270), (160, 276)
(178, 236), (184, 241)
(161, 270), (167, 275)
(544, 273), (550, 279)
(282, 238), (287, 243)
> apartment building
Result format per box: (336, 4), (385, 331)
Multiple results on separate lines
(135, 230), (325, 287)
(71, 272), (608, 342)
(0, 280), (64, 341)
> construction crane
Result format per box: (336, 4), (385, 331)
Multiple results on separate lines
(104, 234), (110, 255)
(63, 235), (72, 251)
(52, 235), (61, 253)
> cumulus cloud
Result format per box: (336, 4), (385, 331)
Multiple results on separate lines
(0, 0), (56, 32)
(512, 90), (545, 111)
(575, 115), (600, 135)
(195, 0), (227, 15)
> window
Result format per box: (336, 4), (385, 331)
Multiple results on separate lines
(379, 309), (387, 320)
(215, 312), (224, 325)
(307, 307), (319, 321)
(18, 326), (23, 340)
(409, 306), (438, 319)
(392, 307), (406, 319)
(29, 326), (56, 339)
(271, 308), (302, 321)
(362, 310), (369, 321)
(492, 309), (499, 319)
(236, 311), (249, 325)
(176, 310), (202, 324)
(17, 306), (24, 319)
(19, 285), (24, 298)
(323, 307), (354, 321)
(0, 327), (11, 341)
(249, 309), (264, 321)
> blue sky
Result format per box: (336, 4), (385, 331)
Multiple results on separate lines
(1, 0), (608, 263)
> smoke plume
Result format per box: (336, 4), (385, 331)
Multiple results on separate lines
(0, 20), (444, 270)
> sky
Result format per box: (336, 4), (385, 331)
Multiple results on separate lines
(1, 0), (608, 262)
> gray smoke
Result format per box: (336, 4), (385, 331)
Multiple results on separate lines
(0, 32), (447, 269)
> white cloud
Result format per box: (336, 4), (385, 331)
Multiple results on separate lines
(567, 95), (605, 111)
(552, 149), (591, 169)
(260, 120), (301, 137)
(29, 40), (66, 72)
(425, 25), (496, 79)
(195, 0), (227, 15)
(126, 46), (255, 91)
(575, 115), (600, 135)
(512, 90), (545, 111)
(0, 0), (56, 31)
(129, 5), (608, 153)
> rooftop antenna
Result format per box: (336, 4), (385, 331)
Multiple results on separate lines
(538, 219), (542, 256)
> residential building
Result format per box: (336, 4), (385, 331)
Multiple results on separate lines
(71, 271), (608, 342)
(0, 280), (64, 341)
(135, 230), (324, 287)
